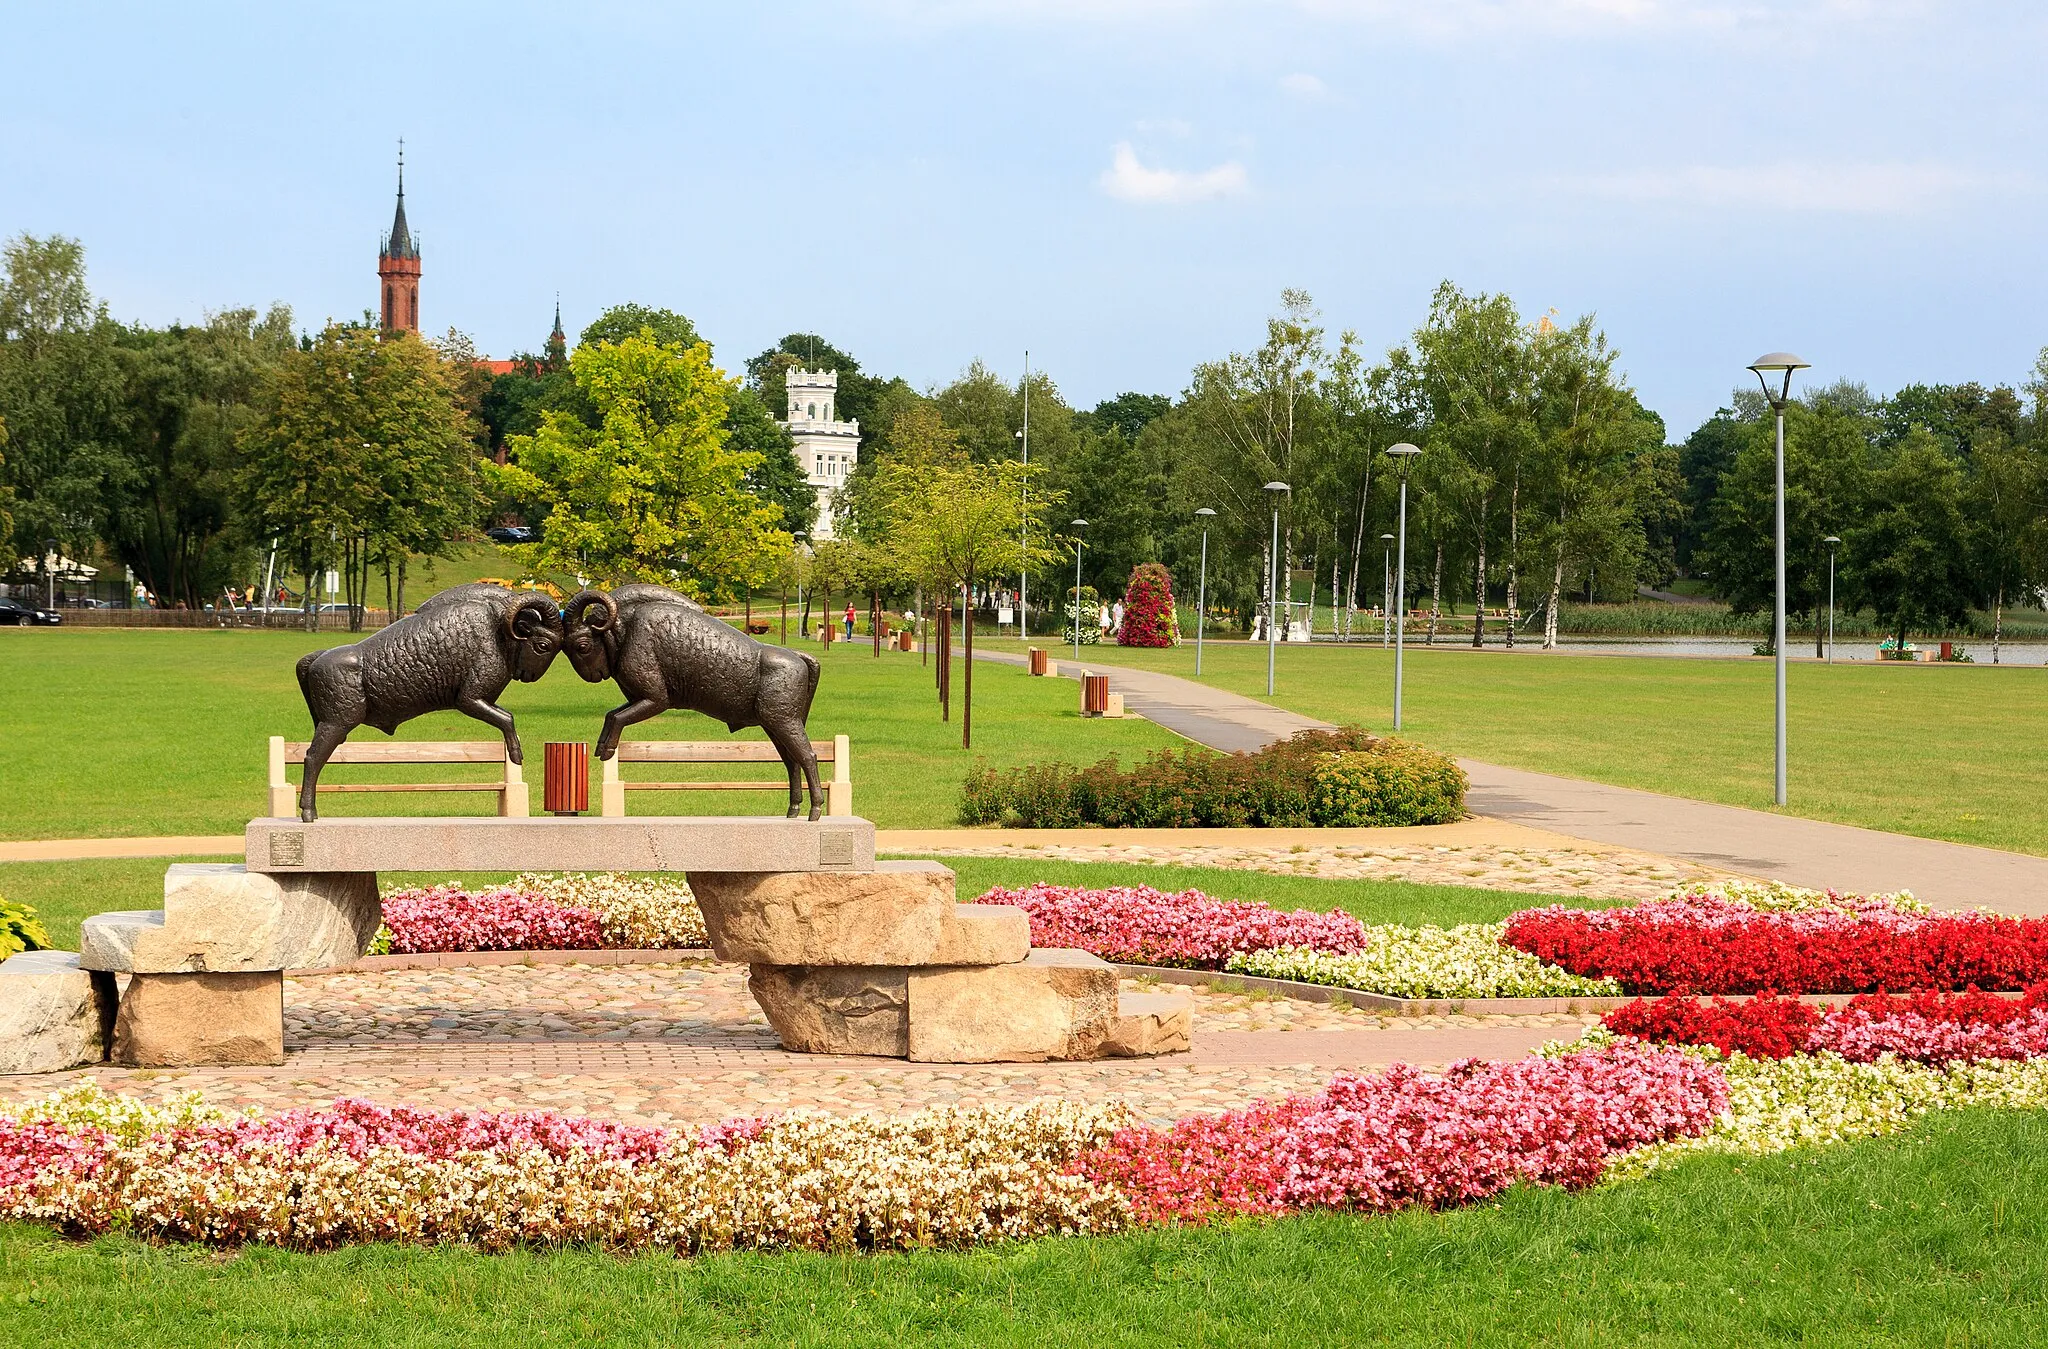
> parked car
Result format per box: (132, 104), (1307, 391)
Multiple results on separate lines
(486, 525), (538, 544)
(0, 597), (62, 626)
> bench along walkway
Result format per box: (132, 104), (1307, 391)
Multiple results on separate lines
(978, 644), (2048, 917)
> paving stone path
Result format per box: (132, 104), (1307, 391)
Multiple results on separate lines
(4, 961), (1599, 1128)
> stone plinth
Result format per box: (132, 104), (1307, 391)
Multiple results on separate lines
(690, 861), (1028, 967)
(80, 865), (378, 974)
(906, 950), (1120, 1063)
(0, 951), (116, 1075)
(112, 971), (284, 1067)
(245, 815), (874, 875)
(748, 965), (911, 1056)
(1104, 992), (1194, 1058)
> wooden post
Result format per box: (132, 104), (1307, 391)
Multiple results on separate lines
(600, 757), (624, 817)
(502, 756), (530, 817)
(266, 736), (292, 818)
(829, 733), (852, 816)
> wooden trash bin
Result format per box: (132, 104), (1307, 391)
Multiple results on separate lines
(898, 630), (915, 651)
(1080, 673), (1110, 717)
(543, 742), (590, 816)
(1028, 646), (1048, 676)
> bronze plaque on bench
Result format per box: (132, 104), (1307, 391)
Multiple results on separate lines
(269, 831), (306, 868)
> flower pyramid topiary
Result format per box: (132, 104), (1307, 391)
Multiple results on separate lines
(1116, 562), (1178, 647)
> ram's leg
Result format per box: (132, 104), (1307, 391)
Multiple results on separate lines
(596, 698), (666, 760)
(299, 721), (352, 823)
(766, 722), (823, 821)
(456, 695), (522, 765)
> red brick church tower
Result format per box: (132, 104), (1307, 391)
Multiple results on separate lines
(378, 144), (421, 333)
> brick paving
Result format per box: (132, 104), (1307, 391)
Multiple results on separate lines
(3, 960), (1600, 1128)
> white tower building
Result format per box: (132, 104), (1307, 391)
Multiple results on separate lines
(782, 368), (860, 540)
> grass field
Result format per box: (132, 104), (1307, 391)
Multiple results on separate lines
(3, 1107), (2043, 1346)
(0, 855), (1553, 951)
(1093, 638), (2048, 855)
(0, 630), (1178, 840)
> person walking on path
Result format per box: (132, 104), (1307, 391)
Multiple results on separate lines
(842, 601), (856, 642)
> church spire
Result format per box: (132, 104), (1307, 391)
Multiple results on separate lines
(544, 292), (568, 368)
(382, 140), (417, 262)
(377, 138), (422, 332)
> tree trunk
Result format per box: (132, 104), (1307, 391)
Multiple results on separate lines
(780, 585), (788, 646)
(1505, 476), (1519, 649)
(940, 601), (951, 722)
(799, 583), (812, 639)
(1346, 467), (1370, 640)
(1304, 550), (1317, 641)
(1428, 542), (1442, 645)
(1471, 492), (1489, 648)
(871, 588), (880, 657)
(1993, 584), (2004, 665)
(1330, 552), (1340, 641)
(1544, 542), (1564, 650)
(383, 559), (394, 629)
(396, 558), (407, 621)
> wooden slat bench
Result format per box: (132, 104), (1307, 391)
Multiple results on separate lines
(599, 736), (851, 817)
(267, 737), (529, 818)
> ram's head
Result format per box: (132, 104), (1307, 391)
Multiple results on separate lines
(562, 589), (620, 682)
(507, 594), (567, 681)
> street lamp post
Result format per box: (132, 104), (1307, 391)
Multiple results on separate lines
(1380, 533), (1396, 649)
(1263, 482), (1289, 696)
(1824, 535), (1841, 664)
(1748, 352), (1810, 807)
(42, 538), (59, 610)
(1386, 444), (1421, 729)
(1194, 507), (1216, 675)
(1069, 519), (1088, 662)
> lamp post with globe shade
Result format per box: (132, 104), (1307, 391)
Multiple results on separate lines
(1824, 535), (1841, 664)
(1748, 352), (1810, 806)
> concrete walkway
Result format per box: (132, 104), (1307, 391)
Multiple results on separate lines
(985, 646), (2048, 917)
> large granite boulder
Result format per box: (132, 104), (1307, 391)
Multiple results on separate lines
(0, 951), (115, 1075)
(692, 861), (1027, 967)
(81, 863), (378, 974)
(906, 949), (1121, 1063)
(111, 971), (284, 1067)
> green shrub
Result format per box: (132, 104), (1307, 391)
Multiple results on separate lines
(956, 728), (1464, 828)
(2, 896), (52, 959)
(1311, 745), (1467, 826)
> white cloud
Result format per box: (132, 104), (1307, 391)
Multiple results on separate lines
(1564, 161), (2030, 214)
(1277, 72), (1327, 98)
(1098, 142), (1249, 204)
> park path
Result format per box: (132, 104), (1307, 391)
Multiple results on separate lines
(976, 644), (2048, 917)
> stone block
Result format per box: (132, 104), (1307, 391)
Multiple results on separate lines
(693, 863), (1027, 968)
(0, 951), (115, 1075)
(1103, 991), (1193, 1058)
(907, 949), (1119, 1063)
(78, 865), (378, 974)
(245, 815), (875, 875)
(748, 964), (908, 1056)
(112, 971), (284, 1067)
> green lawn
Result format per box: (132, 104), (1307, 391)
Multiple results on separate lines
(1095, 639), (2048, 855)
(2, 855), (1554, 952)
(3, 1108), (2043, 1346)
(0, 630), (1178, 840)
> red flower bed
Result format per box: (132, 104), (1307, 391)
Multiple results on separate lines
(1606, 985), (2048, 1064)
(985, 883), (1368, 969)
(380, 884), (604, 954)
(1077, 1044), (1727, 1224)
(1503, 898), (2048, 995)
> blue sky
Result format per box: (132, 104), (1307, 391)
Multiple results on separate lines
(5, 1), (2043, 435)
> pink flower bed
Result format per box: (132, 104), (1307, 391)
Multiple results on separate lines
(1503, 896), (2048, 995)
(1608, 986), (2048, 1065)
(985, 883), (1368, 969)
(380, 883), (603, 953)
(1077, 1044), (1728, 1224)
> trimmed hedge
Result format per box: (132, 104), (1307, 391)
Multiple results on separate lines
(958, 727), (1467, 828)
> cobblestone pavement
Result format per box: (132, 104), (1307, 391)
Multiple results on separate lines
(4, 961), (1600, 1128)
(919, 840), (1729, 902)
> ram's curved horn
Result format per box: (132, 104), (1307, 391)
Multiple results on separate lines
(507, 593), (560, 639)
(564, 588), (619, 633)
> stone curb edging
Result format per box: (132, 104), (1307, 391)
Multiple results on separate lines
(298, 948), (716, 976)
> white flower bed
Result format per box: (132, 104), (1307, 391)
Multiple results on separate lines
(1227, 923), (1622, 1000)
(510, 872), (709, 949)
(1661, 878), (1928, 915)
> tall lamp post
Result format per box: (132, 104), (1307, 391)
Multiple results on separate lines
(1824, 535), (1841, 664)
(42, 538), (60, 610)
(1263, 481), (1289, 696)
(1015, 353), (1029, 640)
(1380, 533), (1396, 648)
(1748, 352), (1809, 807)
(1193, 507), (1216, 675)
(1386, 444), (1421, 729)
(1069, 519), (1088, 662)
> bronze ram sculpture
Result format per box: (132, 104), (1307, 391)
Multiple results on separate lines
(291, 584), (566, 822)
(562, 587), (826, 819)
